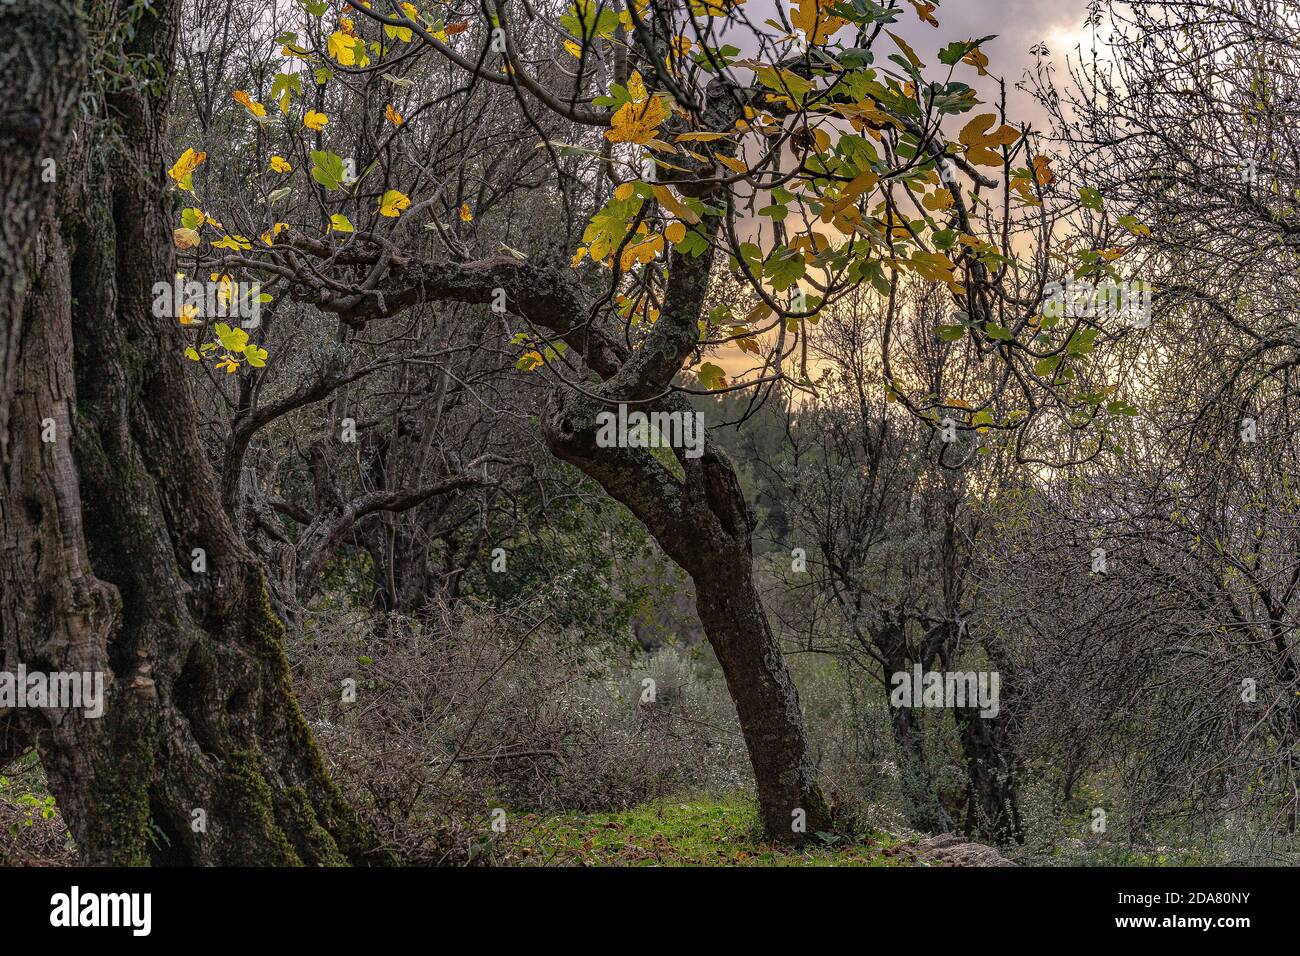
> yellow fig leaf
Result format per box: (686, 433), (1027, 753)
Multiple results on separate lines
(908, 0), (938, 27)
(304, 110), (328, 131)
(233, 90), (267, 117)
(516, 350), (544, 372)
(378, 189), (412, 217)
(605, 71), (670, 145)
(651, 184), (700, 224)
(716, 155), (748, 175)
(168, 148), (207, 191)
(922, 189), (954, 211)
(212, 234), (252, 250)
(1032, 154), (1056, 187)
(965, 145), (1004, 167)
(844, 168), (880, 199)
(215, 322), (249, 353)
(260, 222), (288, 246)
(963, 47), (990, 75)
(327, 30), (358, 65)
(607, 98), (670, 145)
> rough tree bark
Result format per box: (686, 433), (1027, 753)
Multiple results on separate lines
(543, 386), (832, 840)
(938, 635), (1023, 843)
(878, 646), (954, 835)
(0, 0), (384, 864)
(0, 0), (90, 787)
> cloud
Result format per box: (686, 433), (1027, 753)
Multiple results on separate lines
(883, 0), (1095, 127)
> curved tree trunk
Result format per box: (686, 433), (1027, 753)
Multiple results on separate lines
(0, 0), (383, 865)
(278, 243), (834, 840)
(542, 389), (832, 842)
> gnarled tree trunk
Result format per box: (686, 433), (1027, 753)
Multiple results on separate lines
(542, 388), (832, 841)
(0, 0), (383, 865)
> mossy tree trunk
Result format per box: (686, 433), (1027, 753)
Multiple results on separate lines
(0, 0), (382, 865)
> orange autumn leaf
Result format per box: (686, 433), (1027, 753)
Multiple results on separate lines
(605, 72), (670, 145)
(958, 113), (1021, 149)
(790, 0), (848, 44)
(963, 47), (990, 75)
(1032, 154), (1056, 187)
(908, 0), (939, 27)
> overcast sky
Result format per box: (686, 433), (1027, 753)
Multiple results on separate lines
(887, 0), (1099, 124)
(893, 0), (1097, 65)
(702, 0), (1104, 381)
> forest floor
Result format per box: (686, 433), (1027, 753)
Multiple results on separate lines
(3, 764), (1014, 867)
(500, 793), (1011, 867)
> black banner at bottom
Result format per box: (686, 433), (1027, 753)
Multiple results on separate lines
(0, 865), (1275, 942)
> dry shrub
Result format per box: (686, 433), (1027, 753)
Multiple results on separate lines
(290, 598), (748, 864)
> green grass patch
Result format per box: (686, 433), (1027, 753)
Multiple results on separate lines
(503, 793), (916, 867)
